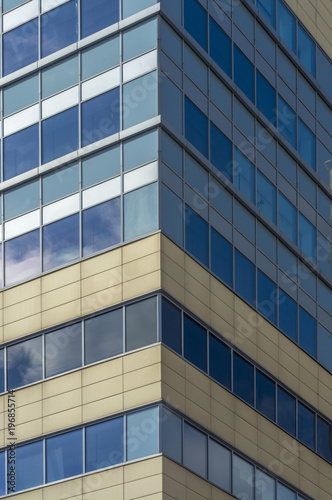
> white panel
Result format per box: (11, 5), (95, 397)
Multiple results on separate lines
(43, 193), (79, 225)
(124, 161), (158, 193)
(4, 104), (39, 137)
(82, 177), (121, 209)
(5, 210), (40, 240)
(82, 67), (121, 102)
(3, 0), (38, 32)
(122, 50), (157, 83)
(42, 0), (70, 13)
(42, 86), (79, 119)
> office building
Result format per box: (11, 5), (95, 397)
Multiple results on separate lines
(0, 0), (331, 498)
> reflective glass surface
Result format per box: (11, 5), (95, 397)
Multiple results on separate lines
(7, 336), (42, 390)
(317, 417), (332, 463)
(3, 20), (38, 76)
(234, 46), (254, 102)
(257, 270), (277, 324)
(298, 402), (315, 449)
(299, 307), (316, 358)
(209, 334), (231, 390)
(42, 55), (78, 99)
(82, 145), (120, 188)
(46, 429), (83, 482)
(278, 290), (297, 342)
(184, 0), (207, 50)
(256, 469), (276, 500)
(256, 370), (275, 421)
(42, 163), (79, 204)
(127, 407), (159, 461)
(209, 18), (231, 77)
(183, 314), (207, 372)
(86, 417), (124, 472)
(233, 353), (254, 406)
(85, 308), (123, 365)
(318, 324), (332, 373)
(126, 297), (157, 351)
(208, 439), (231, 491)
(82, 198), (121, 256)
(277, 483), (296, 500)
(16, 442), (43, 492)
(0, 452), (4, 496)
(162, 408), (182, 463)
(298, 25), (315, 75)
(235, 250), (255, 306)
(123, 130), (157, 172)
(0, 350), (4, 393)
(257, 0), (275, 26)
(161, 185), (183, 246)
(4, 180), (39, 220)
(278, 193), (296, 243)
(43, 214), (79, 271)
(82, 89), (120, 147)
(81, 0), (118, 39)
(123, 72), (157, 129)
(185, 206), (209, 267)
(185, 98), (208, 158)
(124, 183), (158, 240)
(123, 18), (157, 62)
(184, 44), (208, 94)
(210, 228), (232, 287)
(162, 298), (182, 355)
(277, 386), (296, 436)
(4, 125), (39, 180)
(234, 149), (255, 203)
(183, 423), (207, 478)
(299, 214), (316, 262)
(41, 0), (78, 58)
(81, 36), (119, 81)
(278, 96), (296, 148)
(256, 71), (276, 125)
(233, 455), (254, 500)
(5, 230), (40, 286)
(277, 0), (296, 52)
(210, 123), (232, 180)
(122, 0), (156, 18)
(45, 324), (82, 378)
(4, 74), (39, 117)
(42, 107), (79, 164)
(257, 172), (276, 223)
(298, 119), (316, 170)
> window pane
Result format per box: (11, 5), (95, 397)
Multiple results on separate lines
(257, 172), (276, 224)
(0, 350), (4, 393)
(3, 0), (27, 11)
(82, 198), (121, 256)
(257, 223), (276, 262)
(299, 213), (316, 263)
(81, 0), (118, 39)
(317, 417), (332, 463)
(257, 0), (275, 26)
(299, 307), (316, 358)
(233, 455), (254, 500)
(124, 183), (158, 240)
(256, 370), (275, 421)
(46, 429), (83, 482)
(298, 402), (315, 449)
(277, 387), (295, 436)
(123, 72), (157, 129)
(209, 19), (231, 78)
(82, 36), (119, 80)
(277, 0), (295, 52)
(233, 353), (254, 406)
(234, 149), (255, 204)
(85, 308), (123, 365)
(162, 298), (182, 355)
(4, 124), (39, 180)
(42, 107), (79, 164)
(82, 89), (120, 147)
(126, 297), (157, 351)
(234, 202), (255, 243)
(16, 441), (43, 492)
(278, 290), (297, 342)
(185, 153), (208, 199)
(42, 55), (78, 99)
(184, 44), (208, 94)
(123, 130), (157, 172)
(208, 439), (231, 491)
(5, 230), (40, 286)
(4, 180), (39, 220)
(43, 214), (79, 271)
(209, 334), (231, 390)
(122, 0), (156, 18)
(278, 193), (296, 243)
(234, 46), (254, 102)
(185, 205), (209, 267)
(161, 185), (183, 246)
(41, 0), (78, 58)
(210, 181), (232, 222)
(298, 74), (315, 115)
(82, 145), (120, 188)
(298, 25), (315, 75)
(277, 483), (296, 500)
(278, 145), (296, 186)
(86, 417), (124, 472)
(162, 407), (182, 463)
(161, 132), (183, 177)
(161, 20), (182, 67)
(257, 270), (277, 324)
(183, 314), (207, 372)
(318, 324), (332, 373)
(278, 96), (296, 148)
(298, 169), (316, 207)
(256, 23), (276, 65)
(185, 98), (208, 157)
(0, 452), (4, 496)
(235, 250), (255, 306)
(210, 72), (232, 119)
(298, 119), (316, 171)
(256, 469), (276, 500)
(210, 123), (232, 181)
(4, 74), (39, 117)
(3, 20), (38, 76)
(45, 323), (82, 378)
(183, 423), (207, 477)
(210, 228), (232, 287)
(184, 0), (207, 50)
(7, 337), (42, 390)
(127, 407), (159, 460)
(123, 18), (157, 62)
(161, 76), (183, 133)
(43, 163), (79, 204)
(257, 72), (276, 125)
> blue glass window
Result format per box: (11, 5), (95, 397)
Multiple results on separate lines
(299, 214), (316, 263)
(81, 0), (118, 39)
(234, 149), (255, 204)
(124, 183), (158, 241)
(298, 402), (315, 450)
(234, 46), (254, 102)
(233, 353), (254, 406)
(7, 337), (42, 390)
(257, 171), (276, 224)
(43, 214), (79, 271)
(183, 314), (207, 372)
(298, 25), (315, 75)
(277, 0), (296, 52)
(0, 350), (4, 393)
(46, 429), (83, 482)
(318, 324), (332, 374)
(257, 271), (277, 324)
(257, 0), (276, 27)
(185, 205), (208, 267)
(161, 185), (183, 246)
(123, 72), (157, 129)
(256, 71), (276, 125)
(299, 307), (316, 358)
(183, 423), (207, 478)
(125, 297), (158, 351)
(42, 107), (79, 164)
(82, 198), (121, 257)
(122, 0), (157, 18)
(16, 442), (43, 492)
(86, 417), (124, 472)
(82, 89), (120, 147)
(127, 407), (159, 461)
(0, 452), (4, 496)
(278, 96), (296, 149)
(185, 98), (208, 158)
(4, 180), (39, 220)
(3, 20), (38, 76)
(317, 417), (332, 463)
(45, 324), (82, 378)
(210, 123), (232, 181)
(5, 230), (40, 286)
(210, 228), (232, 287)
(298, 119), (316, 170)
(277, 387), (295, 436)
(209, 18), (231, 77)
(162, 408), (182, 463)
(184, 0), (207, 51)
(41, 0), (78, 58)
(85, 308), (123, 365)
(279, 290), (297, 342)
(43, 163), (79, 204)
(278, 193), (296, 243)
(123, 18), (157, 62)
(162, 298), (182, 355)
(235, 250), (255, 306)
(256, 370), (275, 421)
(4, 124), (39, 181)
(209, 334), (231, 390)
(82, 145), (120, 188)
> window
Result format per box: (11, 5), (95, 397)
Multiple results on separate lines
(42, 107), (79, 164)
(278, 193), (296, 243)
(183, 314), (207, 372)
(185, 206), (209, 267)
(278, 50), (296, 92)
(298, 402), (315, 449)
(45, 324), (82, 378)
(4, 180), (39, 221)
(257, 271), (277, 324)
(277, 483), (296, 500)
(4, 125), (39, 180)
(46, 430), (83, 482)
(82, 146), (120, 188)
(184, 0), (207, 51)
(277, 387), (295, 436)
(161, 132), (183, 176)
(257, 0), (275, 27)
(234, 148), (255, 204)
(162, 76), (183, 133)
(298, 119), (316, 170)
(256, 72), (276, 125)
(124, 183), (158, 240)
(278, 96), (296, 148)
(161, 20), (182, 67)
(299, 214), (316, 262)
(298, 25), (315, 75)
(161, 185), (183, 246)
(298, 169), (316, 207)
(123, 72), (157, 129)
(184, 44), (208, 94)
(5, 230), (40, 286)
(185, 98), (208, 158)
(256, 370), (275, 421)
(4, 74), (39, 117)
(256, 23), (276, 66)
(210, 228), (233, 287)
(299, 307), (316, 358)
(82, 198), (121, 256)
(43, 163), (79, 204)
(257, 172), (277, 224)
(235, 250), (255, 306)
(16, 442), (43, 492)
(233, 455), (254, 500)
(210, 123), (232, 181)
(85, 417), (124, 472)
(123, 18), (157, 62)
(85, 308), (123, 365)
(42, 55), (78, 99)
(43, 214), (80, 271)
(7, 337), (43, 390)
(81, 36), (119, 80)
(126, 297), (158, 351)
(256, 470), (276, 500)
(41, 0), (78, 58)
(183, 423), (207, 477)
(127, 407), (159, 460)
(278, 145), (296, 186)
(234, 201), (255, 243)
(278, 290), (297, 342)
(81, 0), (118, 39)
(210, 73), (232, 119)
(162, 408), (182, 463)
(0, 350), (4, 393)
(0, 452), (4, 496)
(3, 20), (38, 76)
(208, 440), (231, 492)
(257, 223), (276, 262)
(123, 130), (158, 172)
(234, 46), (254, 102)
(185, 153), (208, 199)
(209, 334), (231, 390)
(233, 353), (254, 406)
(318, 324), (332, 373)
(317, 417), (332, 463)
(162, 298), (182, 355)
(209, 18), (231, 77)
(82, 89), (120, 147)
(277, 0), (296, 52)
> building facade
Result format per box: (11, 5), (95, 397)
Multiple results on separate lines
(0, 0), (331, 498)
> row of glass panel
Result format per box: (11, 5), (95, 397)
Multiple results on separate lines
(0, 293), (330, 464)
(0, 403), (310, 499)
(2, 69), (157, 181)
(2, 0), (158, 76)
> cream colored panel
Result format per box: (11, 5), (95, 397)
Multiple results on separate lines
(124, 161), (158, 193)
(3, 0), (38, 32)
(42, 86), (79, 119)
(123, 50), (157, 83)
(4, 104), (39, 136)
(82, 177), (121, 209)
(42, 0), (70, 13)
(82, 67), (121, 101)
(5, 209), (40, 240)
(43, 193), (80, 225)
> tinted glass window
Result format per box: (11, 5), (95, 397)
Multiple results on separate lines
(278, 96), (296, 148)
(278, 50), (296, 92)
(278, 193), (296, 243)
(184, 0), (207, 50)
(233, 455), (254, 500)
(5, 230), (40, 286)
(233, 353), (254, 405)
(299, 307), (316, 358)
(185, 98), (208, 158)
(42, 107), (79, 164)
(298, 402), (315, 450)
(161, 20), (182, 67)
(277, 483), (296, 500)
(278, 290), (297, 342)
(257, 0), (275, 26)
(161, 132), (183, 177)
(81, 0), (118, 39)
(82, 145), (120, 188)
(127, 407), (159, 460)
(256, 370), (275, 421)
(3, 20), (38, 76)
(4, 125), (39, 181)
(4, 180), (39, 220)
(277, 387), (296, 436)
(257, 223), (276, 262)
(209, 18), (231, 77)
(235, 250), (255, 306)
(82, 89), (120, 147)
(318, 324), (332, 373)
(183, 422), (207, 478)
(256, 23), (276, 65)
(298, 169), (316, 207)
(257, 270), (277, 324)
(16, 442), (43, 492)
(234, 202), (255, 243)
(278, 145), (296, 186)
(208, 439), (231, 491)
(0, 350), (4, 393)
(161, 185), (183, 246)
(184, 44), (208, 94)
(257, 171), (276, 224)
(86, 417), (124, 472)
(234, 148), (255, 204)
(81, 36), (119, 80)
(298, 25), (315, 75)
(123, 130), (158, 172)
(45, 323), (82, 378)
(210, 73), (232, 119)
(210, 228), (232, 288)
(123, 72), (157, 129)
(317, 417), (332, 463)
(183, 314), (207, 372)
(7, 337), (43, 390)
(277, 0), (296, 52)
(210, 123), (232, 181)
(85, 308), (123, 364)
(82, 198), (121, 256)
(43, 214), (80, 271)
(299, 213), (316, 263)
(4, 74), (39, 117)
(234, 46), (254, 102)
(42, 163), (79, 204)
(257, 71), (276, 125)
(162, 298), (182, 355)
(126, 297), (157, 351)
(123, 18), (157, 62)
(122, 0), (156, 18)
(41, 0), (78, 58)
(298, 119), (316, 170)
(124, 183), (158, 240)
(256, 469), (276, 500)
(162, 76), (183, 133)
(185, 153), (208, 199)
(46, 429), (83, 482)
(0, 452), (4, 496)
(209, 334), (231, 390)
(42, 55), (78, 99)
(162, 408), (182, 463)
(185, 205), (209, 267)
